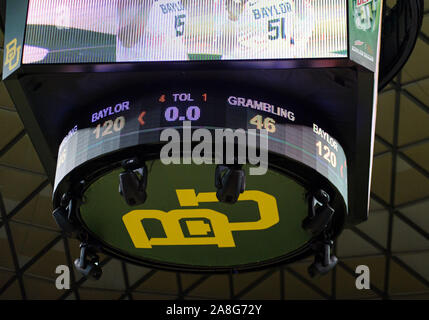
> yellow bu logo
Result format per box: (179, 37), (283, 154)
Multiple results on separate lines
(4, 38), (21, 71)
(122, 190), (279, 248)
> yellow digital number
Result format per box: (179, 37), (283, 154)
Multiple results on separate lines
(250, 115), (276, 133)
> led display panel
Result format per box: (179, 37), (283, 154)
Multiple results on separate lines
(23, 0), (348, 64)
(55, 88), (348, 209)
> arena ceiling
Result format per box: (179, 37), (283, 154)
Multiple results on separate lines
(0, 0), (428, 300)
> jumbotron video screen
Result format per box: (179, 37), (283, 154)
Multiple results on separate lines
(23, 0), (348, 64)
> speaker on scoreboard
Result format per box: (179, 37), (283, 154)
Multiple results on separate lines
(52, 192), (79, 237)
(215, 164), (246, 204)
(118, 158), (148, 207)
(302, 190), (335, 236)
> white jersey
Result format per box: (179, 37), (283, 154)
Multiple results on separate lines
(116, 0), (188, 62)
(225, 0), (315, 59)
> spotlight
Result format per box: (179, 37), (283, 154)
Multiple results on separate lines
(215, 164), (246, 204)
(119, 158), (148, 206)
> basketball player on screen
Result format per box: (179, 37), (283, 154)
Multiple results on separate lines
(116, 0), (261, 62)
(116, 0), (192, 62)
(220, 0), (316, 60)
(116, 0), (313, 61)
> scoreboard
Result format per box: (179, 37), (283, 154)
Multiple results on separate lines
(2, 0), (384, 274)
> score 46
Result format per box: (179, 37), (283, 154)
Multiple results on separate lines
(250, 115), (276, 133)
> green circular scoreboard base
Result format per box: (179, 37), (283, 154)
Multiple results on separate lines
(80, 162), (313, 271)
(74, 156), (346, 272)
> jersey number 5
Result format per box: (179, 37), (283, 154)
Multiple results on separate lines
(175, 14), (186, 37)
